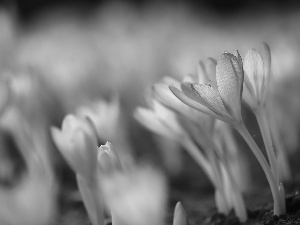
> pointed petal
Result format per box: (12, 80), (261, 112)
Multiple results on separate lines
(169, 86), (220, 118)
(216, 52), (243, 120)
(192, 83), (230, 118)
(205, 57), (218, 90)
(262, 42), (272, 82)
(197, 60), (208, 83)
(161, 76), (181, 89)
(243, 49), (264, 99)
(173, 202), (187, 225)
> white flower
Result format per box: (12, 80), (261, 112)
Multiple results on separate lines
(51, 114), (98, 179)
(76, 96), (120, 140)
(134, 99), (184, 141)
(101, 166), (167, 225)
(243, 42), (272, 108)
(170, 52), (244, 125)
(98, 142), (122, 175)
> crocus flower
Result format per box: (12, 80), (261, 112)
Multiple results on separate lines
(101, 166), (167, 225)
(98, 142), (122, 175)
(76, 96), (120, 140)
(134, 99), (184, 141)
(170, 51), (244, 125)
(51, 114), (98, 179)
(243, 42), (271, 108)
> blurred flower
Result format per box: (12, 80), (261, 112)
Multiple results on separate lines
(170, 51), (244, 125)
(77, 96), (134, 166)
(243, 42), (271, 108)
(0, 110), (56, 225)
(101, 166), (167, 225)
(173, 202), (187, 225)
(98, 142), (122, 175)
(77, 96), (120, 140)
(134, 99), (184, 141)
(51, 114), (98, 179)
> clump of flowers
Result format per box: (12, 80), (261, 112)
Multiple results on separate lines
(169, 42), (287, 216)
(135, 59), (249, 221)
(51, 110), (173, 225)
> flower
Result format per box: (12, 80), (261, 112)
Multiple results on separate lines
(134, 99), (184, 141)
(170, 51), (244, 125)
(98, 142), (122, 175)
(243, 42), (271, 108)
(153, 75), (215, 133)
(51, 114), (98, 179)
(76, 95), (120, 140)
(101, 166), (167, 225)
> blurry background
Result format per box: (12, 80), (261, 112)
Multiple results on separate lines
(0, 0), (299, 224)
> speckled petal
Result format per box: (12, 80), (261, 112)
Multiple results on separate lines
(216, 52), (243, 120)
(169, 86), (219, 118)
(192, 83), (230, 118)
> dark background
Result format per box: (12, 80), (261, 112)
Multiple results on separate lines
(4, 0), (300, 22)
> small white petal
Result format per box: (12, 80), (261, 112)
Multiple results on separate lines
(173, 202), (187, 225)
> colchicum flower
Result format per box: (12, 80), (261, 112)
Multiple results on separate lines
(51, 114), (98, 179)
(77, 95), (134, 165)
(136, 68), (248, 221)
(169, 46), (286, 216)
(101, 166), (167, 225)
(51, 114), (104, 225)
(170, 52), (244, 125)
(98, 142), (122, 175)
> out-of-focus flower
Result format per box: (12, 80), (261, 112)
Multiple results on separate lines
(0, 110), (56, 225)
(98, 142), (122, 175)
(0, 167), (56, 225)
(51, 114), (98, 179)
(173, 202), (187, 225)
(213, 121), (251, 192)
(101, 166), (167, 225)
(134, 99), (184, 141)
(170, 52), (244, 125)
(77, 96), (134, 166)
(243, 42), (271, 108)
(77, 96), (120, 140)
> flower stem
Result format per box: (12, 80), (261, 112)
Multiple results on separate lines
(76, 175), (104, 225)
(254, 107), (279, 183)
(182, 136), (215, 187)
(235, 122), (285, 215)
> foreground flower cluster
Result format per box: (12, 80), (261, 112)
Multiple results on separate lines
(51, 110), (185, 225)
(135, 42), (291, 221)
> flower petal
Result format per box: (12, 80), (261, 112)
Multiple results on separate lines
(173, 202), (187, 225)
(192, 83), (231, 119)
(204, 57), (218, 90)
(169, 86), (219, 118)
(243, 48), (264, 99)
(216, 52), (243, 120)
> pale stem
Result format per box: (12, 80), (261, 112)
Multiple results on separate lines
(254, 106), (279, 183)
(208, 139), (247, 222)
(235, 122), (285, 215)
(182, 136), (220, 190)
(182, 135), (232, 214)
(76, 175), (104, 225)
